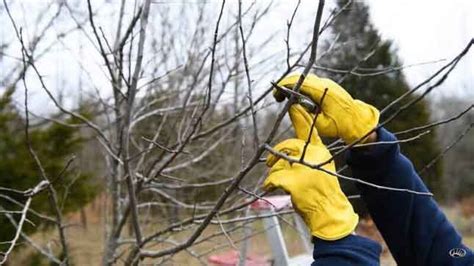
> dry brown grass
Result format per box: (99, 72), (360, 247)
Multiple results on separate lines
(9, 198), (307, 265)
(8, 198), (474, 265)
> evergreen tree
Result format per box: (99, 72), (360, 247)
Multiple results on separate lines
(319, 0), (443, 199)
(0, 91), (99, 252)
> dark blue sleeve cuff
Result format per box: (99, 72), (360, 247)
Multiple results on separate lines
(312, 234), (381, 266)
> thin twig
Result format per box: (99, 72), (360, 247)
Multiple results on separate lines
(312, 59), (446, 77)
(285, 0), (301, 69)
(418, 123), (473, 175)
(300, 88), (328, 161)
(395, 104), (473, 135)
(264, 144), (433, 196)
(238, 0), (259, 149)
(17, 27), (70, 264)
(330, 130), (431, 151)
(0, 196), (32, 264)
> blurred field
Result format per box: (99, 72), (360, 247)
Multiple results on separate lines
(9, 196), (474, 265)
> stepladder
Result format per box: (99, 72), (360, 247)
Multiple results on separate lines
(208, 195), (313, 266)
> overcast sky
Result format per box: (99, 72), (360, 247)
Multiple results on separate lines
(270, 0), (474, 97)
(366, 0), (473, 97)
(1, 0), (473, 115)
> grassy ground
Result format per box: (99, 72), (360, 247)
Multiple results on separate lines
(10, 216), (306, 265)
(8, 198), (474, 265)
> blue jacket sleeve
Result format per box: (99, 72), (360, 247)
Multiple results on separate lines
(346, 127), (473, 266)
(312, 234), (382, 266)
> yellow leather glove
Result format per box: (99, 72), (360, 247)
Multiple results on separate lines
(277, 73), (380, 144)
(263, 104), (358, 240)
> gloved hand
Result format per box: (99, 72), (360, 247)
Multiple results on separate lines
(263, 104), (358, 240)
(277, 73), (380, 144)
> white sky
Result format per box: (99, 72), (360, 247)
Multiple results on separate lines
(366, 0), (474, 96)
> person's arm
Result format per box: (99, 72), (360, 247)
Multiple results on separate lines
(347, 127), (473, 265)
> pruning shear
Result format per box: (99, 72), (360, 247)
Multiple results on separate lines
(271, 82), (320, 114)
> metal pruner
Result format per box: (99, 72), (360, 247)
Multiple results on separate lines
(271, 82), (319, 113)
